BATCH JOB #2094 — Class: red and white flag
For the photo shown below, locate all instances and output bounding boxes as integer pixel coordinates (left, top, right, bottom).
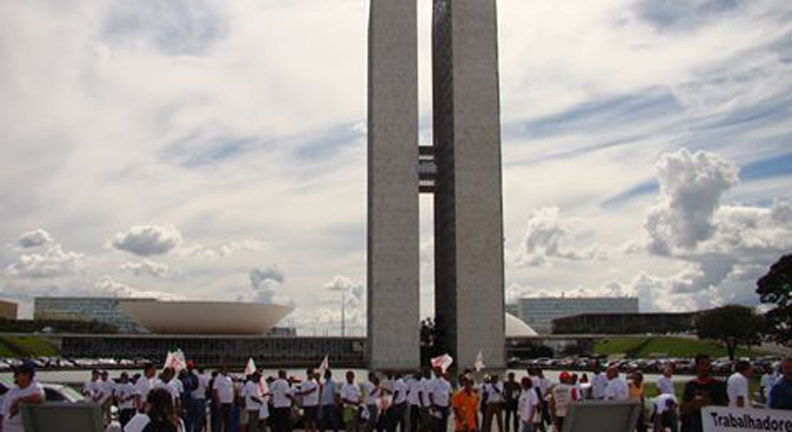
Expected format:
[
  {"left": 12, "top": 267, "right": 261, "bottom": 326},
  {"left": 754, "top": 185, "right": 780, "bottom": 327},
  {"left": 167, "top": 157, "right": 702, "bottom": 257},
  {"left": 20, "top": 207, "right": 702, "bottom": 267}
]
[
  {"left": 164, "top": 349, "right": 187, "bottom": 372},
  {"left": 318, "top": 354, "right": 329, "bottom": 376},
  {"left": 431, "top": 353, "right": 454, "bottom": 373},
  {"left": 245, "top": 358, "right": 257, "bottom": 376}
]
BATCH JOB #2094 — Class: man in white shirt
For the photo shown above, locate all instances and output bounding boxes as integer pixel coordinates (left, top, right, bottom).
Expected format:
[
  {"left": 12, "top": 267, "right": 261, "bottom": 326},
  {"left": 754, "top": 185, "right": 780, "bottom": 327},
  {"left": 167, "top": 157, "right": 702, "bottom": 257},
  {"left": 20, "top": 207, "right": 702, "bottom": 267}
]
[
  {"left": 243, "top": 371, "right": 265, "bottom": 432},
  {"left": 187, "top": 365, "right": 209, "bottom": 432},
  {"left": 590, "top": 364, "right": 609, "bottom": 400},
  {"left": 116, "top": 372, "right": 137, "bottom": 428},
  {"left": 429, "top": 369, "right": 452, "bottom": 432},
  {"left": 1, "top": 362, "right": 45, "bottom": 432},
  {"left": 518, "top": 377, "right": 540, "bottom": 431},
  {"left": 390, "top": 373, "right": 408, "bottom": 432},
  {"left": 760, "top": 365, "right": 781, "bottom": 405},
  {"left": 407, "top": 372, "right": 424, "bottom": 432},
  {"left": 154, "top": 367, "right": 181, "bottom": 413},
  {"left": 656, "top": 363, "right": 675, "bottom": 396},
  {"left": 341, "top": 371, "right": 362, "bottom": 432},
  {"left": 361, "top": 373, "right": 380, "bottom": 432},
  {"left": 134, "top": 363, "right": 157, "bottom": 412},
  {"left": 299, "top": 369, "right": 321, "bottom": 432},
  {"left": 213, "top": 366, "right": 235, "bottom": 432},
  {"left": 271, "top": 369, "right": 295, "bottom": 432},
  {"left": 727, "top": 361, "right": 752, "bottom": 408},
  {"left": 604, "top": 366, "right": 629, "bottom": 401},
  {"left": 484, "top": 374, "right": 505, "bottom": 432},
  {"left": 99, "top": 370, "right": 115, "bottom": 424}
]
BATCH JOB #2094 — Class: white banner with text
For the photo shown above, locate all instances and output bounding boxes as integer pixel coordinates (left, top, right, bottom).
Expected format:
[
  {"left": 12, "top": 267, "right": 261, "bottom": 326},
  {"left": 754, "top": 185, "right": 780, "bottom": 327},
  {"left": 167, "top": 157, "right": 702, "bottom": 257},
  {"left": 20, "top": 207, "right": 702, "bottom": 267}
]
[{"left": 703, "top": 407, "right": 792, "bottom": 432}]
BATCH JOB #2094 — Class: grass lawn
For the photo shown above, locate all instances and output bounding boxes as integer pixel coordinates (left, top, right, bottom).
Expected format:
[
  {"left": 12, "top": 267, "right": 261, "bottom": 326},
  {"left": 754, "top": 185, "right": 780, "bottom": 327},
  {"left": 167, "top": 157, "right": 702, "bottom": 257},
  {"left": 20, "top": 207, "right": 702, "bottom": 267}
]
[
  {"left": 595, "top": 336, "right": 767, "bottom": 358},
  {"left": 0, "top": 336, "right": 59, "bottom": 358},
  {"left": 644, "top": 379, "right": 762, "bottom": 403}
]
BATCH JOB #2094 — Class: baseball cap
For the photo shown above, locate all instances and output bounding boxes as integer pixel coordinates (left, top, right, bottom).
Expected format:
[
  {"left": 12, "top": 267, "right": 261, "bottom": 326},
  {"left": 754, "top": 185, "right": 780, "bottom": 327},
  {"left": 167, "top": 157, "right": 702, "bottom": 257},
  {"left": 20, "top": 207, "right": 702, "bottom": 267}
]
[{"left": 559, "top": 371, "right": 571, "bottom": 381}]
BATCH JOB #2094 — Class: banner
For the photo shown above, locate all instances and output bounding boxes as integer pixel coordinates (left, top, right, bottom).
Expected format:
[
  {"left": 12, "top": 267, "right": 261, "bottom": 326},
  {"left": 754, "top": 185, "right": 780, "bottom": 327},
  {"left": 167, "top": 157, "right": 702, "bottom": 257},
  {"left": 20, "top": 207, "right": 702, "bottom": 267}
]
[
  {"left": 474, "top": 350, "right": 486, "bottom": 372},
  {"left": 431, "top": 353, "right": 453, "bottom": 373},
  {"left": 702, "top": 407, "right": 792, "bottom": 432}
]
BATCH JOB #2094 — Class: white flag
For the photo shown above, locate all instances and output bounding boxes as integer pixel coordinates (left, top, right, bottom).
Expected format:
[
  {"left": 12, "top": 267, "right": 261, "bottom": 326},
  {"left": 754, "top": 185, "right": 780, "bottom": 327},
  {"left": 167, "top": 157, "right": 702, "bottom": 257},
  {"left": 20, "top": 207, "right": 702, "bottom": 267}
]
[
  {"left": 163, "top": 351, "right": 174, "bottom": 370},
  {"left": 245, "top": 358, "right": 257, "bottom": 376},
  {"left": 474, "top": 350, "right": 486, "bottom": 372},
  {"left": 431, "top": 353, "right": 454, "bottom": 373},
  {"left": 164, "top": 349, "right": 187, "bottom": 372},
  {"left": 318, "top": 354, "right": 329, "bottom": 376}
]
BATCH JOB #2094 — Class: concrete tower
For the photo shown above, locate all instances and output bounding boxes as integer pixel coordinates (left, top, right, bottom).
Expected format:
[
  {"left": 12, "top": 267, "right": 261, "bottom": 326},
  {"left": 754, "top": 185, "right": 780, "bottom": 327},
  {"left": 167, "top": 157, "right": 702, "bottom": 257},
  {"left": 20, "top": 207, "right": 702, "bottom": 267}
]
[
  {"left": 367, "top": 0, "right": 505, "bottom": 371},
  {"left": 367, "top": 0, "right": 421, "bottom": 371}
]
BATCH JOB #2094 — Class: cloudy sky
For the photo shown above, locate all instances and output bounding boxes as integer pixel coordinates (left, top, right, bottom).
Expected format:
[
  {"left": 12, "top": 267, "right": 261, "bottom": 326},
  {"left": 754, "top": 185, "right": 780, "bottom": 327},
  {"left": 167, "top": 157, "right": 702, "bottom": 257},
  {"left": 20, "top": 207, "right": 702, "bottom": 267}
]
[{"left": 1, "top": 0, "right": 791, "bottom": 335}]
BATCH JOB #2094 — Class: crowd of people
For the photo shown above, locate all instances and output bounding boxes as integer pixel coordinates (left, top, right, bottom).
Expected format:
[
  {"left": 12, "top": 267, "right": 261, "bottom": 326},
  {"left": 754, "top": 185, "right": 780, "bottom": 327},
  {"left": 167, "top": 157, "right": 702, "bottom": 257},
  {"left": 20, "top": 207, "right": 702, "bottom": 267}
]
[{"left": 0, "top": 354, "right": 790, "bottom": 432}]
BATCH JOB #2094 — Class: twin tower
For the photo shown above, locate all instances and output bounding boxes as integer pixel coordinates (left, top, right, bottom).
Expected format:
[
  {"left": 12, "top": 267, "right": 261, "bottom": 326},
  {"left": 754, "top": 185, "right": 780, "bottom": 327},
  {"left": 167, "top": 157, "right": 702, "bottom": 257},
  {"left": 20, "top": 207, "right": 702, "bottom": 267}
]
[{"left": 367, "top": 0, "right": 505, "bottom": 371}]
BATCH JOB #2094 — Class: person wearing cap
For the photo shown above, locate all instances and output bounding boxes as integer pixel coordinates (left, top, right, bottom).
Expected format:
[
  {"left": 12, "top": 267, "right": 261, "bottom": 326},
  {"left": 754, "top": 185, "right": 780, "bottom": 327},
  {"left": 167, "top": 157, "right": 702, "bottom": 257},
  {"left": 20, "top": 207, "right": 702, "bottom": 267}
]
[
  {"left": 550, "top": 371, "right": 579, "bottom": 432},
  {"left": 1, "top": 361, "right": 45, "bottom": 432}
]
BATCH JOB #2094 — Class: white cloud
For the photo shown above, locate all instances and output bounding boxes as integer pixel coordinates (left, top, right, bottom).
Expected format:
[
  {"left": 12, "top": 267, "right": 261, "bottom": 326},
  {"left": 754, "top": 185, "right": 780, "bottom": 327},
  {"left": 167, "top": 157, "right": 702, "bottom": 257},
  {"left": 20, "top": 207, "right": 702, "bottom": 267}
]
[
  {"left": 517, "top": 207, "right": 606, "bottom": 266},
  {"left": 178, "top": 239, "right": 266, "bottom": 259},
  {"left": 645, "top": 148, "right": 739, "bottom": 255},
  {"left": 249, "top": 266, "right": 288, "bottom": 304},
  {"left": 120, "top": 259, "right": 170, "bottom": 278},
  {"left": 6, "top": 244, "right": 83, "bottom": 279},
  {"left": 17, "top": 229, "right": 54, "bottom": 249},
  {"left": 92, "top": 276, "right": 180, "bottom": 300},
  {"left": 111, "top": 225, "right": 182, "bottom": 257}
]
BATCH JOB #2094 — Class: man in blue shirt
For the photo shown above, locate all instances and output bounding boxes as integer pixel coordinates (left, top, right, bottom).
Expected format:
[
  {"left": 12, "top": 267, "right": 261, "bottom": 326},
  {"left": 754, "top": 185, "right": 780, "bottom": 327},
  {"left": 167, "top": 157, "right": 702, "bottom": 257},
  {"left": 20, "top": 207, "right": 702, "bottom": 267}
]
[{"left": 769, "top": 357, "right": 792, "bottom": 410}]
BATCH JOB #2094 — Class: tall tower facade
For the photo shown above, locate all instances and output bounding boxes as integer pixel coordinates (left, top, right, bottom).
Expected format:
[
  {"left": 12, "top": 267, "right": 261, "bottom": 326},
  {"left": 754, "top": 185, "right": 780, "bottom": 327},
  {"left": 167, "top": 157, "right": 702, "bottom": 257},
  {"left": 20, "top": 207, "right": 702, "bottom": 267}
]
[
  {"left": 366, "top": 0, "right": 421, "bottom": 371},
  {"left": 367, "top": 0, "right": 505, "bottom": 371}
]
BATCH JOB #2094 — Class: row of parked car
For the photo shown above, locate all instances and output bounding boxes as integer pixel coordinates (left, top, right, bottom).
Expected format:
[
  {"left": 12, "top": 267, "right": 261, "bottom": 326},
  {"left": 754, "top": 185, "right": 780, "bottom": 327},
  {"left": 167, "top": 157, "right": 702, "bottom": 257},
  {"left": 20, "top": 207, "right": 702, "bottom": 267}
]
[
  {"left": 0, "top": 357, "right": 153, "bottom": 371},
  {"left": 518, "top": 355, "right": 783, "bottom": 375}
]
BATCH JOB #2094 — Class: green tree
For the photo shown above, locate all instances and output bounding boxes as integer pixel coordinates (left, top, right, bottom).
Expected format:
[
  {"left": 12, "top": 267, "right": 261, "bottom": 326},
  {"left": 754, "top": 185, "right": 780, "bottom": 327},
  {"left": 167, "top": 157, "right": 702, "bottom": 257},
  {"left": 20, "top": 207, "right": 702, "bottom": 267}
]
[
  {"left": 695, "top": 305, "right": 764, "bottom": 360},
  {"left": 756, "top": 254, "right": 792, "bottom": 345}
]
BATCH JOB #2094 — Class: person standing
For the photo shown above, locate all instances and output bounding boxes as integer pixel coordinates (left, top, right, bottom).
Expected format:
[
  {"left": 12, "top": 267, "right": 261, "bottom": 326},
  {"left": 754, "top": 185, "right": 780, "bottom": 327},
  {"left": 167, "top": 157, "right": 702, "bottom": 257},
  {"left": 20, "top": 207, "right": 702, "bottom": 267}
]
[
  {"left": 341, "top": 371, "right": 362, "bottom": 432},
  {"left": 213, "top": 366, "right": 236, "bottom": 432},
  {"left": 116, "top": 372, "right": 137, "bottom": 427},
  {"left": 629, "top": 372, "right": 647, "bottom": 432},
  {"left": 727, "top": 361, "right": 752, "bottom": 408},
  {"left": 656, "top": 364, "right": 675, "bottom": 396},
  {"left": 503, "top": 373, "right": 521, "bottom": 432},
  {"left": 429, "top": 369, "right": 452, "bottom": 432},
  {"left": 100, "top": 370, "right": 115, "bottom": 424},
  {"left": 271, "top": 370, "right": 295, "bottom": 432},
  {"left": 362, "top": 373, "right": 380, "bottom": 432},
  {"left": 1, "top": 362, "right": 44, "bottom": 432},
  {"left": 407, "top": 372, "right": 425, "bottom": 432},
  {"left": 550, "top": 372, "right": 579, "bottom": 432},
  {"left": 680, "top": 354, "right": 727, "bottom": 432},
  {"left": 518, "top": 377, "right": 539, "bottom": 432},
  {"left": 187, "top": 366, "right": 209, "bottom": 432},
  {"left": 590, "top": 364, "right": 608, "bottom": 400},
  {"left": 300, "top": 369, "right": 321, "bottom": 432},
  {"left": 452, "top": 376, "right": 479, "bottom": 432},
  {"left": 242, "top": 372, "right": 266, "bottom": 432},
  {"left": 134, "top": 363, "right": 158, "bottom": 413},
  {"left": 389, "top": 373, "right": 408, "bottom": 432},
  {"left": 760, "top": 364, "right": 781, "bottom": 405},
  {"left": 769, "top": 357, "right": 792, "bottom": 410},
  {"left": 320, "top": 369, "right": 341, "bottom": 432},
  {"left": 483, "top": 374, "right": 504, "bottom": 432},
  {"left": 604, "top": 366, "right": 630, "bottom": 401}
]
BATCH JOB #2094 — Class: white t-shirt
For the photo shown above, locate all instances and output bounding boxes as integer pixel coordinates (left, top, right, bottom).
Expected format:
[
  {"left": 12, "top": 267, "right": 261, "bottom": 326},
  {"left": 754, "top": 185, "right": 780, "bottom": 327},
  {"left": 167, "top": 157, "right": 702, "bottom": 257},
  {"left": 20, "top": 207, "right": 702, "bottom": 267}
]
[
  {"left": 361, "top": 381, "right": 378, "bottom": 406},
  {"left": 407, "top": 379, "right": 423, "bottom": 406},
  {"left": 243, "top": 381, "right": 263, "bottom": 411},
  {"left": 1, "top": 382, "right": 45, "bottom": 432},
  {"left": 653, "top": 393, "right": 678, "bottom": 415},
  {"left": 393, "top": 379, "right": 408, "bottom": 404},
  {"left": 727, "top": 372, "right": 749, "bottom": 408},
  {"left": 656, "top": 376, "right": 674, "bottom": 396},
  {"left": 85, "top": 380, "right": 106, "bottom": 402},
  {"left": 301, "top": 379, "right": 320, "bottom": 407},
  {"left": 551, "top": 384, "right": 578, "bottom": 418},
  {"left": 214, "top": 375, "right": 235, "bottom": 404},
  {"left": 134, "top": 377, "right": 155, "bottom": 404},
  {"left": 431, "top": 378, "right": 452, "bottom": 408},
  {"left": 101, "top": 380, "right": 115, "bottom": 404},
  {"left": 485, "top": 382, "right": 504, "bottom": 404},
  {"left": 192, "top": 373, "right": 209, "bottom": 400},
  {"left": 604, "top": 378, "right": 629, "bottom": 401},
  {"left": 271, "top": 378, "right": 293, "bottom": 408},
  {"left": 519, "top": 389, "right": 540, "bottom": 423},
  {"left": 761, "top": 373, "right": 781, "bottom": 398},
  {"left": 341, "top": 382, "right": 361, "bottom": 406},
  {"left": 259, "top": 396, "right": 271, "bottom": 419},
  {"left": 116, "top": 383, "right": 136, "bottom": 410},
  {"left": 154, "top": 379, "right": 181, "bottom": 403},
  {"left": 591, "top": 374, "right": 608, "bottom": 399}
]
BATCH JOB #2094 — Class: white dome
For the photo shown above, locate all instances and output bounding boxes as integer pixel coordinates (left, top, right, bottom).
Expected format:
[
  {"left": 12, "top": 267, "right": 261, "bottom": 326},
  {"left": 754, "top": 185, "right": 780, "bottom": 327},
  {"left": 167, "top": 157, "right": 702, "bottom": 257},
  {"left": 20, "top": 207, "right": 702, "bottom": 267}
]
[{"left": 505, "top": 312, "right": 538, "bottom": 337}]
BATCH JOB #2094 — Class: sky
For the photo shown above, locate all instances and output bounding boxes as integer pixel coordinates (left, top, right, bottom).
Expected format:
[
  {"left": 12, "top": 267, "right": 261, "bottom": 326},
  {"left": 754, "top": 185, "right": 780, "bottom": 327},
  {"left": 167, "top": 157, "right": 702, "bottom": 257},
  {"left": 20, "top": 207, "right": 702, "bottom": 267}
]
[{"left": 1, "top": 0, "right": 791, "bottom": 336}]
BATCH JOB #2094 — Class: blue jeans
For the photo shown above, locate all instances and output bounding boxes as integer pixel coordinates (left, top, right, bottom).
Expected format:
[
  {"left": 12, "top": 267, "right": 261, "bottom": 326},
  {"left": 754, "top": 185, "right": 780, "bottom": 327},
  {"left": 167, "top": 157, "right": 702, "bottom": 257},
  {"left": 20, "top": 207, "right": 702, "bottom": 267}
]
[
  {"left": 186, "top": 398, "right": 206, "bottom": 432},
  {"left": 520, "top": 420, "right": 533, "bottom": 432},
  {"left": 321, "top": 405, "right": 341, "bottom": 432}
]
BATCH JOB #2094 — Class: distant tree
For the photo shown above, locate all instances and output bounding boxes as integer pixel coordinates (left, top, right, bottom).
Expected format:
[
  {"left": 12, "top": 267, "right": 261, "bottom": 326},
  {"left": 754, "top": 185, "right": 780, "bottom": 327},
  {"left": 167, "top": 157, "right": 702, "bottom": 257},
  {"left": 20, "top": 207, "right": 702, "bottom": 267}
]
[
  {"left": 757, "top": 254, "right": 792, "bottom": 345},
  {"left": 695, "top": 305, "right": 764, "bottom": 360}
]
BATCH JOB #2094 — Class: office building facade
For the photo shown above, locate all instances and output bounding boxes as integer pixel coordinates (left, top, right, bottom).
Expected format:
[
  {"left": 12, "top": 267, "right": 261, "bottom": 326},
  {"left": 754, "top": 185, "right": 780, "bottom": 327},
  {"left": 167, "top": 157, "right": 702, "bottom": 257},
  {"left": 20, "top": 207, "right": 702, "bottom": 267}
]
[
  {"left": 34, "top": 297, "right": 153, "bottom": 333},
  {"left": 515, "top": 297, "right": 639, "bottom": 334}
]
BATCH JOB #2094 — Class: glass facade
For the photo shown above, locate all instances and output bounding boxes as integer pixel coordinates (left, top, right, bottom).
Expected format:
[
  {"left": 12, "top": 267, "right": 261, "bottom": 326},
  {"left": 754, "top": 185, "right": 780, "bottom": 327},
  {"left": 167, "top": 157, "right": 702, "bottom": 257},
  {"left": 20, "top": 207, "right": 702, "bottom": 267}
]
[
  {"left": 33, "top": 297, "right": 154, "bottom": 333},
  {"left": 517, "top": 297, "right": 640, "bottom": 335}
]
